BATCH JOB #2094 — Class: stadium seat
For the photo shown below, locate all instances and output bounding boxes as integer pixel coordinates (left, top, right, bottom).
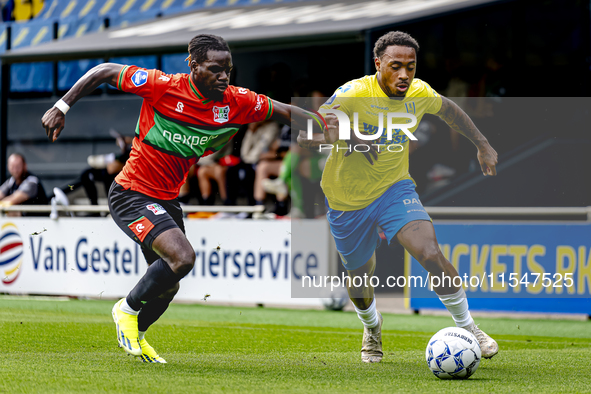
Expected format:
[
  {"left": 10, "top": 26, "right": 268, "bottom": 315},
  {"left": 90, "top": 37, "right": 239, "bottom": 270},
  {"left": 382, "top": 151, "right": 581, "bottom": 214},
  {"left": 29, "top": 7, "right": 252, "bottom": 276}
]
[
  {"left": 56, "top": 15, "right": 104, "bottom": 91},
  {"left": 6, "top": 0, "right": 323, "bottom": 92},
  {"left": 10, "top": 19, "right": 55, "bottom": 92}
]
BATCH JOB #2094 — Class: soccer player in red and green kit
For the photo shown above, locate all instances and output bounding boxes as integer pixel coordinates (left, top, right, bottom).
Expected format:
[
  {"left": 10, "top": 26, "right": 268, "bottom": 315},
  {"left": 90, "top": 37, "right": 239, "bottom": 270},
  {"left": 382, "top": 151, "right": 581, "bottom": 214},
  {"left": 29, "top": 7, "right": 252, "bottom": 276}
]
[{"left": 42, "top": 34, "right": 322, "bottom": 363}]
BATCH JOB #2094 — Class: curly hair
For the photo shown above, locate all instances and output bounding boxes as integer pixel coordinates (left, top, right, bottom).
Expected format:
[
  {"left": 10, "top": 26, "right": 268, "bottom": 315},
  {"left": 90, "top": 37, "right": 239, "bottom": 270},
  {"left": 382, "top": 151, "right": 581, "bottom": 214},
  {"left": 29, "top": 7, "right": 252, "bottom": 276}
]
[
  {"left": 373, "top": 31, "right": 419, "bottom": 59},
  {"left": 185, "top": 34, "right": 230, "bottom": 64}
]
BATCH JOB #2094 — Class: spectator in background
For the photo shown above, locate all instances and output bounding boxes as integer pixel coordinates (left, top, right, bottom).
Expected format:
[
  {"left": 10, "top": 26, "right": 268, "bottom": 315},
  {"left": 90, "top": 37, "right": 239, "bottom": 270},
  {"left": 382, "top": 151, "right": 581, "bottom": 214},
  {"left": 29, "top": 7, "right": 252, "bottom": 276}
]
[
  {"left": 194, "top": 142, "right": 234, "bottom": 205},
  {"left": 0, "top": 153, "right": 48, "bottom": 215},
  {"left": 226, "top": 119, "right": 279, "bottom": 205},
  {"left": 178, "top": 164, "right": 198, "bottom": 205},
  {"left": 254, "top": 124, "right": 291, "bottom": 215},
  {"left": 262, "top": 127, "right": 326, "bottom": 218},
  {"left": 62, "top": 130, "right": 132, "bottom": 206},
  {"left": 262, "top": 90, "right": 329, "bottom": 218}
]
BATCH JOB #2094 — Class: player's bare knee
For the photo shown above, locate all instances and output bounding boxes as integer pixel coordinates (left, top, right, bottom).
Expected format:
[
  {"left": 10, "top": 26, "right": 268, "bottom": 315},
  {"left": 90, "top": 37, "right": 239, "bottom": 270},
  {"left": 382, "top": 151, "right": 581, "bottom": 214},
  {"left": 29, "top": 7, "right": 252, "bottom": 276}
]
[
  {"left": 416, "top": 246, "right": 439, "bottom": 263},
  {"left": 170, "top": 247, "right": 195, "bottom": 276},
  {"left": 179, "top": 248, "right": 196, "bottom": 275},
  {"left": 419, "top": 247, "right": 445, "bottom": 271}
]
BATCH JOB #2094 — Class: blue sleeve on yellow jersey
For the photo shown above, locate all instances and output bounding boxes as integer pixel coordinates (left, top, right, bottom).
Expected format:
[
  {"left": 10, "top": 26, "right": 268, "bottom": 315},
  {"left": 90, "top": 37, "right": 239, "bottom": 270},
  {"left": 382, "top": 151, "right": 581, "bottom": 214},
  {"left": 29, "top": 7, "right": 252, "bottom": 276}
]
[{"left": 323, "top": 82, "right": 354, "bottom": 107}]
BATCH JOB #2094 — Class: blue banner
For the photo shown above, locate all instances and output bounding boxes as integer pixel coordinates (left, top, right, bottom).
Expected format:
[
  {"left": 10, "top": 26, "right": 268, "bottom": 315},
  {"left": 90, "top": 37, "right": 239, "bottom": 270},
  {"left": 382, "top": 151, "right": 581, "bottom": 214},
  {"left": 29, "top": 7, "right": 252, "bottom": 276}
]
[
  {"left": 56, "top": 16, "right": 103, "bottom": 90},
  {"left": 408, "top": 223, "right": 591, "bottom": 314},
  {"left": 162, "top": 53, "right": 189, "bottom": 75}
]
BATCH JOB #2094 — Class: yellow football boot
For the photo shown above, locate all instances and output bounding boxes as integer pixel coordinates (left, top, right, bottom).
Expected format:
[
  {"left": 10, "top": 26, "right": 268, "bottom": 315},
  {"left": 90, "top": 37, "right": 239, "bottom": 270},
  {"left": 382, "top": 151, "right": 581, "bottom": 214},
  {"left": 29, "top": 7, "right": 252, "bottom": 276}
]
[
  {"left": 111, "top": 298, "right": 142, "bottom": 356},
  {"left": 139, "top": 339, "right": 167, "bottom": 363}
]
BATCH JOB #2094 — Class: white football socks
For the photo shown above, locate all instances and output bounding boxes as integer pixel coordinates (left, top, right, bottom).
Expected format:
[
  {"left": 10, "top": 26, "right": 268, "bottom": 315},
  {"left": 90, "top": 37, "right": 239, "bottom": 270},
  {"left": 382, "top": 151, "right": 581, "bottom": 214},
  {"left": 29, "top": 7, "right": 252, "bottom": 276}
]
[
  {"left": 354, "top": 299, "right": 379, "bottom": 329},
  {"left": 438, "top": 287, "right": 474, "bottom": 328},
  {"left": 120, "top": 298, "right": 139, "bottom": 316},
  {"left": 138, "top": 331, "right": 146, "bottom": 340}
]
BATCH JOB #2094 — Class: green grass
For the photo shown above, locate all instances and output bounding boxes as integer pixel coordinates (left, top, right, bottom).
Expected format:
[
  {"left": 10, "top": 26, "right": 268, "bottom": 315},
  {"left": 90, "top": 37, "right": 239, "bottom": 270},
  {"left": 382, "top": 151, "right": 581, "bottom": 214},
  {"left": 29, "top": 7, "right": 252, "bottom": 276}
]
[{"left": 1, "top": 298, "right": 590, "bottom": 393}]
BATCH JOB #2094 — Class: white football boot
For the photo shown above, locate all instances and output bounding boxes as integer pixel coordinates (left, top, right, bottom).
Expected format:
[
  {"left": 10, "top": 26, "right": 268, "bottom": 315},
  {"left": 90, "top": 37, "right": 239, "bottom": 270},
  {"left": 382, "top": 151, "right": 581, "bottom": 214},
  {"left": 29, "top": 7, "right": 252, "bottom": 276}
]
[
  {"left": 361, "top": 312, "right": 383, "bottom": 363},
  {"left": 462, "top": 322, "right": 499, "bottom": 359}
]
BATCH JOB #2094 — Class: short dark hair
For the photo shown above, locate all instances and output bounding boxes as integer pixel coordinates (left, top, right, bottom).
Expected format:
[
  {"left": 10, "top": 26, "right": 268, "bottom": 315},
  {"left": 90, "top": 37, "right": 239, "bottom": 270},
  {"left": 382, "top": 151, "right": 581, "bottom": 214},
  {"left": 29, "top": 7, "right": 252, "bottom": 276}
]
[
  {"left": 373, "top": 31, "right": 419, "bottom": 59},
  {"left": 187, "top": 34, "right": 230, "bottom": 64}
]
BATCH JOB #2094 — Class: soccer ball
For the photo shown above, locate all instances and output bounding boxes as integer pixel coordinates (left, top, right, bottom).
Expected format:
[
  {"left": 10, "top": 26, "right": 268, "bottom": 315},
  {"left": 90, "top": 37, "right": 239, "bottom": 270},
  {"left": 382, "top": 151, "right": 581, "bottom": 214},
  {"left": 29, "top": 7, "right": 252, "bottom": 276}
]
[
  {"left": 320, "top": 294, "right": 349, "bottom": 311},
  {"left": 320, "top": 284, "right": 350, "bottom": 311},
  {"left": 425, "top": 327, "right": 481, "bottom": 379}
]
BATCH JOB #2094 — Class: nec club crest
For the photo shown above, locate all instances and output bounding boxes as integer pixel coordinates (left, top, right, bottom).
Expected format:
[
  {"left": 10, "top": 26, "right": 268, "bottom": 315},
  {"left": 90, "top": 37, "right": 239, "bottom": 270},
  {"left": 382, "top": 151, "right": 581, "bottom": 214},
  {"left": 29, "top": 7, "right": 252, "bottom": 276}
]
[
  {"left": 213, "top": 106, "right": 230, "bottom": 123},
  {"left": 146, "top": 203, "right": 166, "bottom": 216},
  {"left": 131, "top": 70, "right": 148, "bottom": 87}
]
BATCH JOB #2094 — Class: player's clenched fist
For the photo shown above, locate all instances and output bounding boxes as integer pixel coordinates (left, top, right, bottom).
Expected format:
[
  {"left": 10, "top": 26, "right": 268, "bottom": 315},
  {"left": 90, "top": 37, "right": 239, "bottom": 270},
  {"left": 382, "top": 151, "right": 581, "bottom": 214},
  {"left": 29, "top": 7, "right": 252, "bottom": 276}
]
[
  {"left": 41, "top": 107, "right": 65, "bottom": 142},
  {"left": 477, "top": 142, "right": 498, "bottom": 176}
]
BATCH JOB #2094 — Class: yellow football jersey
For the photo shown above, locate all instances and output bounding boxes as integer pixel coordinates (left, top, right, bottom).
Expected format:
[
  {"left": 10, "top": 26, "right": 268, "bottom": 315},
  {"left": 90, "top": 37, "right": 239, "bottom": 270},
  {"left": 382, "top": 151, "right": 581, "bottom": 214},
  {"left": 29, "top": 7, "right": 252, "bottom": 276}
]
[{"left": 319, "top": 74, "right": 442, "bottom": 211}]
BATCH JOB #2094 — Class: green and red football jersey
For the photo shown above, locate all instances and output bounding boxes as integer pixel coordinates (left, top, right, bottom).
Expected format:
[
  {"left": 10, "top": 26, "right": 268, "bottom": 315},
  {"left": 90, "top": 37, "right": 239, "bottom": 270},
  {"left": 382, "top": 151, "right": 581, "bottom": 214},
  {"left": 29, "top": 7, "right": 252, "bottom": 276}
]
[{"left": 114, "top": 65, "right": 274, "bottom": 200}]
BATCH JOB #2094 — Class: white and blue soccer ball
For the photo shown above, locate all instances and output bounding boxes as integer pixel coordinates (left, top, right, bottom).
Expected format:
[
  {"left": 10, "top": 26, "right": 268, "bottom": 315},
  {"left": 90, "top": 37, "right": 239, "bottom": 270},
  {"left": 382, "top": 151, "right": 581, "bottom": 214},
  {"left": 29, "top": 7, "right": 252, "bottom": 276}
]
[
  {"left": 320, "top": 285, "right": 350, "bottom": 311},
  {"left": 425, "top": 327, "right": 481, "bottom": 379}
]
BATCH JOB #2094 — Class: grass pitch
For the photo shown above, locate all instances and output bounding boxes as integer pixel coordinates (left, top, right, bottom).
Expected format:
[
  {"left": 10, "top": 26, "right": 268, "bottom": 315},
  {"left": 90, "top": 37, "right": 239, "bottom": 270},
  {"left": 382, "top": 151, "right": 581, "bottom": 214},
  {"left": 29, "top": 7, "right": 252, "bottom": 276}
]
[{"left": 1, "top": 298, "right": 590, "bottom": 393}]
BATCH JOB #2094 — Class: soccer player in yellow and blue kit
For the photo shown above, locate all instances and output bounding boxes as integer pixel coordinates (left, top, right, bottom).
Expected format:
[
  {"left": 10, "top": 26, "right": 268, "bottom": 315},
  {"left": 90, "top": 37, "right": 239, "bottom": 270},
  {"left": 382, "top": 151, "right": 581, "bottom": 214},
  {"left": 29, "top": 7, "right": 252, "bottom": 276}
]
[{"left": 298, "top": 31, "right": 499, "bottom": 363}]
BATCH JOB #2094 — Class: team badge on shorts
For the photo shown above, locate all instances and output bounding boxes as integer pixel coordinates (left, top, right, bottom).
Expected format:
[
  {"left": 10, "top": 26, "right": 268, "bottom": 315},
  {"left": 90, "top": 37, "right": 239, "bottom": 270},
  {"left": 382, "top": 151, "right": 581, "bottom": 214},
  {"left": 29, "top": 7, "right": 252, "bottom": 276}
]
[
  {"left": 146, "top": 203, "right": 166, "bottom": 216},
  {"left": 131, "top": 70, "right": 148, "bottom": 87},
  {"left": 213, "top": 105, "right": 230, "bottom": 123},
  {"left": 128, "top": 216, "right": 155, "bottom": 242}
]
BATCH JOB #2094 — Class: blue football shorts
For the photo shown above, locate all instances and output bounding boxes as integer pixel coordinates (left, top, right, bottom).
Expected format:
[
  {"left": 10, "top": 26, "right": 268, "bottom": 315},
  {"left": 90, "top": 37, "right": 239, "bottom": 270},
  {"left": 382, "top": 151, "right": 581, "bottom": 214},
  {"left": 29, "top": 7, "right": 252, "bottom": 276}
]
[{"left": 325, "top": 180, "right": 431, "bottom": 271}]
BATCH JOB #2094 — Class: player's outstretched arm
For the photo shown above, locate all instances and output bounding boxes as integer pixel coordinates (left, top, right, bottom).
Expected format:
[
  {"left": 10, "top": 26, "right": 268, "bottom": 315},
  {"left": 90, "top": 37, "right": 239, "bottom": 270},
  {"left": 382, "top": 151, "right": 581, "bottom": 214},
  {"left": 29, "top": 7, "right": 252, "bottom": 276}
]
[
  {"left": 436, "top": 96, "right": 498, "bottom": 176},
  {"left": 270, "top": 100, "right": 338, "bottom": 150},
  {"left": 296, "top": 129, "right": 330, "bottom": 150},
  {"left": 42, "top": 63, "right": 124, "bottom": 142}
]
